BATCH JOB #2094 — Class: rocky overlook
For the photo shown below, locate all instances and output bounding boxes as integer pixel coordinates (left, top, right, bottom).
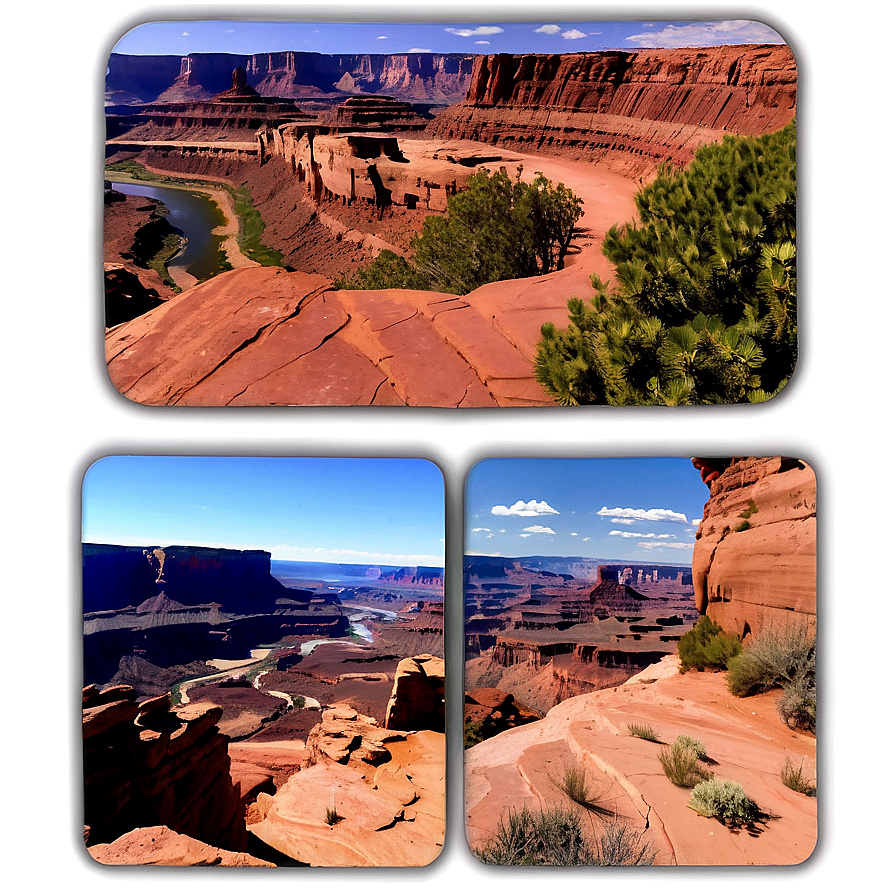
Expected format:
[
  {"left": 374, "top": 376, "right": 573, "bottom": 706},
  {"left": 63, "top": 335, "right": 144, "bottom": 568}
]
[{"left": 430, "top": 45, "right": 796, "bottom": 179}]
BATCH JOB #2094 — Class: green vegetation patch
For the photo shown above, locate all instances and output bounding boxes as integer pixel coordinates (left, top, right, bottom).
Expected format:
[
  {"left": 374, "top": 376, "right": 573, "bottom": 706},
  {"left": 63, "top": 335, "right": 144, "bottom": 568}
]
[
  {"left": 146, "top": 231, "right": 186, "bottom": 291},
  {"left": 535, "top": 121, "right": 797, "bottom": 405},
  {"left": 342, "top": 166, "right": 583, "bottom": 294},
  {"left": 678, "top": 615, "right": 742, "bottom": 672}
]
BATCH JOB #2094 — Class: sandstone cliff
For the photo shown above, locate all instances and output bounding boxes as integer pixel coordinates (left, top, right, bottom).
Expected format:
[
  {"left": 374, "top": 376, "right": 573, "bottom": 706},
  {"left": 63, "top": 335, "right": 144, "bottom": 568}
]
[
  {"left": 83, "top": 684, "right": 247, "bottom": 852},
  {"left": 429, "top": 45, "right": 796, "bottom": 179},
  {"left": 691, "top": 457, "right": 816, "bottom": 638}
]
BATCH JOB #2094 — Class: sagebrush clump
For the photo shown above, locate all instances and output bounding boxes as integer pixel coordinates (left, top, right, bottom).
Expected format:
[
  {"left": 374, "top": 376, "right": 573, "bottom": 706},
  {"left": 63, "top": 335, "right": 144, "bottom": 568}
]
[
  {"left": 726, "top": 621, "right": 816, "bottom": 732},
  {"left": 688, "top": 778, "right": 761, "bottom": 826},
  {"left": 678, "top": 615, "right": 742, "bottom": 672}
]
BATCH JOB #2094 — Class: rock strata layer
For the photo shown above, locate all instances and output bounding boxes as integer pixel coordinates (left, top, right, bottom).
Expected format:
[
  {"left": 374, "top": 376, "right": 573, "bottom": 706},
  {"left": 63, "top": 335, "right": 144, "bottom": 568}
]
[{"left": 430, "top": 45, "right": 796, "bottom": 179}]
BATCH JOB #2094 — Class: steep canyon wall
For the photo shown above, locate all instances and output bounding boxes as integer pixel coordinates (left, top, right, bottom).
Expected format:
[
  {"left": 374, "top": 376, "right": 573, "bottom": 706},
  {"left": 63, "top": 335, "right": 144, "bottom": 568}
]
[
  {"left": 429, "top": 44, "right": 797, "bottom": 179},
  {"left": 691, "top": 457, "right": 816, "bottom": 638}
]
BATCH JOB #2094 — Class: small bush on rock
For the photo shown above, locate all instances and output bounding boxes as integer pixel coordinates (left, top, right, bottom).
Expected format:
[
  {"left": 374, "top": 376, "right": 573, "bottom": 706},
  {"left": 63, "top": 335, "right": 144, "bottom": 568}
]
[
  {"left": 678, "top": 615, "right": 742, "bottom": 672},
  {"left": 627, "top": 722, "right": 662, "bottom": 742},
  {"left": 659, "top": 737, "right": 713, "bottom": 787},
  {"left": 780, "top": 756, "right": 816, "bottom": 796},
  {"left": 688, "top": 778, "right": 761, "bottom": 826}
]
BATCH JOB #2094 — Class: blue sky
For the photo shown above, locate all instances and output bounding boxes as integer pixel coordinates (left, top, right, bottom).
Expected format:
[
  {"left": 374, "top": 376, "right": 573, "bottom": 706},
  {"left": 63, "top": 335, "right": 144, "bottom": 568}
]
[
  {"left": 465, "top": 457, "right": 711, "bottom": 563},
  {"left": 112, "top": 20, "right": 786, "bottom": 56},
  {"left": 82, "top": 456, "right": 445, "bottom": 566}
]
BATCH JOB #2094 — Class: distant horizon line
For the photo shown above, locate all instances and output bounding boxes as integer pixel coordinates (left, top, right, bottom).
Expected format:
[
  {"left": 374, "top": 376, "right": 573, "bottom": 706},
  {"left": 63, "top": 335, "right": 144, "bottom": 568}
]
[
  {"left": 111, "top": 42, "right": 773, "bottom": 58},
  {"left": 465, "top": 551, "right": 691, "bottom": 567}
]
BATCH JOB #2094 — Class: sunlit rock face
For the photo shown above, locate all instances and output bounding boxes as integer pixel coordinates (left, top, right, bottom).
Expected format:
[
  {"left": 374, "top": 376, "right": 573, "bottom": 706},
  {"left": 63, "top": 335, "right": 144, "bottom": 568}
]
[{"left": 691, "top": 456, "right": 817, "bottom": 638}]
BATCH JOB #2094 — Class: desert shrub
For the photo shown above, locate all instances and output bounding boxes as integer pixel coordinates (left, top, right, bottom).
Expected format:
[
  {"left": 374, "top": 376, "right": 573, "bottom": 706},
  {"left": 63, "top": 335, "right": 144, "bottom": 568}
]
[
  {"left": 780, "top": 756, "right": 816, "bottom": 796},
  {"left": 628, "top": 722, "right": 662, "bottom": 742},
  {"left": 678, "top": 615, "right": 742, "bottom": 672},
  {"left": 777, "top": 677, "right": 817, "bottom": 733},
  {"left": 548, "top": 759, "right": 609, "bottom": 812},
  {"left": 658, "top": 738, "right": 713, "bottom": 787},
  {"left": 674, "top": 735, "right": 708, "bottom": 761},
  {"left": 688, "top": 778, "right": 761, "bottom": 826},
  {"left": 595, "top": 819, "right": 658, "bottom": 866},
  {"left": 472, "top": 805, "right": 656, "bottom": 866},
  {"left": 464, "top": 721, "right": 489, "bottom": 750},
  {"left": 325, "top": 805, "right": 340, "bottom": 826},
  {"left": 726, "top": 621, "right": 816, "bottom": 731},
  {"left": 472, "top": 805, "right": 596, "bottom": 866},
  {"left": 535, "top": 122, "right": 797, "bottom": 405},
  {"left": 348, "top": 167, "right": 584, "bottom": 295},
  {"left": 734, "top": 519, "right": 751, "bottom": 532}
]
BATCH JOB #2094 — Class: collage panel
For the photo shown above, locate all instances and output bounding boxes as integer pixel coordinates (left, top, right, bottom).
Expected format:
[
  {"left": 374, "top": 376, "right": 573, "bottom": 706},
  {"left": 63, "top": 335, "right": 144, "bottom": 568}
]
[
  {"left": 464, "top": 456, "right": 817, "bottom": 866},
  {"left": 104, "top": 18, "right": 796, "bottom": 407},
  {"left": 81, "top": 456, "right": 446, "bottom": 867}
]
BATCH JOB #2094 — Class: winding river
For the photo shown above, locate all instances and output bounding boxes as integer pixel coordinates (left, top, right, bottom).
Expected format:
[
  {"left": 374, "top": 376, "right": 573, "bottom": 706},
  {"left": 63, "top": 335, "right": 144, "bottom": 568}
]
[{"left": 109, "top": 179, "right": 227, "bottom": 281}]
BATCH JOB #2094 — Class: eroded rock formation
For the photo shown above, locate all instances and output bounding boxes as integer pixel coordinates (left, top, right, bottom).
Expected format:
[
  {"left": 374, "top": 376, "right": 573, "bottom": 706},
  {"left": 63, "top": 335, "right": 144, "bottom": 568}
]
[
  {"left": 430, "top": 45, "right": 797, "bottom": 179},
  {"left": 82, "top": 684, "right": 247, "bottom": 851},
  {"left": 691, "top": 456, "right": 816, "bottom": 637},
  {"left": 384, "top": 655, "right": 445, "bottom": 732},
  {"left": 248, "top": 703, "right": 445, "bottom": 865}
]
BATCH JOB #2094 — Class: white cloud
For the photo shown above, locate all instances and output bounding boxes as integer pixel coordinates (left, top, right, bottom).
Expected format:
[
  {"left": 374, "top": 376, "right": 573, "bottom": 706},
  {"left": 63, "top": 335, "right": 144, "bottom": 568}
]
[
  {"left": 471, "top": 527, "right": 491, "bottom": 533},
  {"left": 691, "top": 519, "right": 702, "bottom": 526},
  {"left": 407, "top": 48, "right": 433, "bottom": 53},
  {"left": 270, "top": 544, "right": 443, "bottom": 565},
  {"left": 582, "top": 537, "right": 591, "bottom": 542},
  {"left": 520, "top": 533, "right": 532, "bottom": 538},
  {"left": 626, "top": 20, "right": 784, "bottom": 49},
  {"left": 377, "top": 36, "right": 388, "bottom": 40},
  {"left": 446, "top": 26, "right": 504, "bottom": 38},
  {"left": 475, "top": 41, "right": 491, "bottom": 45},
  {"left": 492, "top": 499, "right": 559, "bottom": 517},
  {"left": 598, "top": 506, "right": 689, "bottom": 525},
  {"left": 570, "top": 532, "right": 578, "bottom": 537},
  {"left": 637, "top": 541, "right": 694, "bottom": 551},
  {"left": 182, "top": 32, "right": 190, "bottom": 37},
  {"left": 562, "top": 29, "right": 588, "bottom": 40},
  {"left": 609, "top": 530, "right": 679, "bottom": 540},
  {"left": 535, "top": 24, "right": 561, "bottom": 34},
  {"left": 523, "top": 525, "right": 556, "bottom": 535}
]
